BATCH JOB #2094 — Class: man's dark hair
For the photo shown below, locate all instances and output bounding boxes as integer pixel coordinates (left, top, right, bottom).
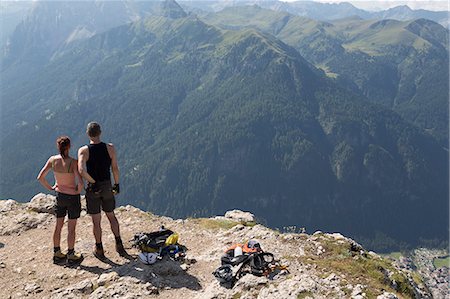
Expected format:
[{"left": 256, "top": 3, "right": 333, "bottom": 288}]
[{"left": 87, "top": 122, "right": 102, "bottom": 138}]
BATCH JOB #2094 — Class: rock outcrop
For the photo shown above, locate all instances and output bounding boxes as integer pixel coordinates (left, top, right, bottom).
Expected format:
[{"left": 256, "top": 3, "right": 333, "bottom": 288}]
[
  {"left": 0, "top": 197, "right": 435, "bottom": 298},
  {"left": 224, "top": 210, "right": 256, "bottom": 223}
]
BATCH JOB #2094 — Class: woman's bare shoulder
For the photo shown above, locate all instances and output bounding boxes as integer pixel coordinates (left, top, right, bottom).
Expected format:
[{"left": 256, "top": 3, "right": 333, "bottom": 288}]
[{"left": 49, "top": 155, "right": 60, "bottom": 162}]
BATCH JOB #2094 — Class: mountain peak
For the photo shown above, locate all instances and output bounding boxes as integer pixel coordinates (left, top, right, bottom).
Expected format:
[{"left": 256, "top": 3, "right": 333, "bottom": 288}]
[
  {"left": 388, "top": 5, "right": 413, "bottom": 12},
  {"left": 160, "top": 0, "right": 187, "bottom": 19},
  {"left": 0, "top": 195, "right": 441, "bottom": 298}
]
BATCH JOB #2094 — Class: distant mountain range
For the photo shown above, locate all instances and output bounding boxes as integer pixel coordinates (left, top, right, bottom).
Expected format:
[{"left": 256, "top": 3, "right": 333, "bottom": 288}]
[
  {"left": 1, "top": 0, "right": 448, "bottom": 251},
  {"left": 1, "top": 0, "right": 448, "bottom": 49},
  {"left": 180, "top": 1, "right": 449, "bottom": 27},
  {"left": 202, "top": 5, "right": 449, "bottom": 145}
]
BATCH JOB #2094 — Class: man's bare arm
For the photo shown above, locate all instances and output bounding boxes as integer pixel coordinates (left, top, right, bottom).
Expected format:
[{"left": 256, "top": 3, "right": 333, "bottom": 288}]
[
  {"left": 107, "top": 143, "right": 119, "bottom": 185},
  {"left": 73, "top": 158, "right": 84, "bottom": 192},
  {"left": 78, "top": 146, "right": 96, "bottom": 184}
]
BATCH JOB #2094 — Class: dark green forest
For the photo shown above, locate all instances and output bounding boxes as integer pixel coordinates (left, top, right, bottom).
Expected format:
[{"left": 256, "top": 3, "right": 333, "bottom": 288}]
[{"left": 1, "top": 1, "right": 448, "bottom": 251}]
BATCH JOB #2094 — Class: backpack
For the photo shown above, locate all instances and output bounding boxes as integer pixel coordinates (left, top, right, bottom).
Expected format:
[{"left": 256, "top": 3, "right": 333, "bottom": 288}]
[
  {"left": 225, "top": 241, "right": 262, "bottom": 255},
  {"left": 213, "top": 264, "right": 235, "bottom": 284},
  {"left": 247, "top": 252, "right": 274, "bottom": 276},
  {"left": 216, "top": 252, "right": 276, "bottom": 286},
  {"left": 132, "top": 229, "right": 176, "bottom": 253},
  {"left": 221, "top": 253, "right": 248, "bottom": 266}
]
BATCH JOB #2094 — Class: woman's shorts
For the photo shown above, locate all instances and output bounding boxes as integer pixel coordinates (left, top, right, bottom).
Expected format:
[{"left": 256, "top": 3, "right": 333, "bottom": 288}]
[{"left": 55, "top": 192, "right": 81, "bottom": 219}]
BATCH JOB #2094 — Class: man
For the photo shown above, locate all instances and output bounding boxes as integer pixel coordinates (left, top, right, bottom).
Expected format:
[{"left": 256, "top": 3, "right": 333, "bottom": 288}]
[{"left": 78, "top": 122, "right": 127, "bottom": 258}]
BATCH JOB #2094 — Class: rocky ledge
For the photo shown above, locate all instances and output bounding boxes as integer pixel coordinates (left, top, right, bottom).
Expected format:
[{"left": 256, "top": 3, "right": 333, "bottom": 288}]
[{"left": 0, "top": 194, "right": 437, "bottom": 298}]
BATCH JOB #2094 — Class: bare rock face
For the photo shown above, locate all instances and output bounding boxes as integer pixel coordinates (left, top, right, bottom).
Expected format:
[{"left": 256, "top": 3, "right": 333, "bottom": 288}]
[
  {"left": 97, "top": 271, "right": 119, "bottom": 286},
  {"left": 0, "top": 199, "right": 18, "bottom": 212},
  {"left": 0, "top": 196, "right": 435, "bottom": 299},
  {"left": 377, "top": 292, "right": 399, "bottom": 299},
  {"left": 411, "top": 248, "right": 449, "bottom": 299},
  {"left": 27, "top": 193, "right": 56, "bottom": 214},
  {"left": 50, "top": 279, "right": 94, "bottom": 299},
  {"left": 0, "top": 212, "right": 52, "bottom": 236},
  {"left": 258, "top": 274, "right": 320, "bottom": 298},
  {"left": 224, "top": 210, "right": 255, "bottom": 223},
  {"left": 0, "top": 198, "right": 53, "bottom": 236}
]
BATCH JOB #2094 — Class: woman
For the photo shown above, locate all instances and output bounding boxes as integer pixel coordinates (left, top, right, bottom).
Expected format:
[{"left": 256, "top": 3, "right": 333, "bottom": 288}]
[{"left": 37, "top": 136, "right": 84, "bottom": 264}]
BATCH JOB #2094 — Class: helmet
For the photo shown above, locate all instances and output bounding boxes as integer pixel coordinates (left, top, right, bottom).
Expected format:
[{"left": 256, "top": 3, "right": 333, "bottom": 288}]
[
  {"left": 247, "top": 240, "right": 261, "bottom": 249},
  {"left": 138, "top": 252, "right": 158, "bottom": 265},
  {"left": 213, "top": 264, "right": 234, "bottom": 283},
  {"left": 244, "top": 240, "right": 262, "bottom": 253}
]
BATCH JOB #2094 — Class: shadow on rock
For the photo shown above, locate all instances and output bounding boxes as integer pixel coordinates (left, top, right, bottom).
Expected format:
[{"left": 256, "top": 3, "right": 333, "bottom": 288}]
[
  {"left": 64, "top": 256, "right": 121, "bottom": 274},
  {"left": 114, "top": 256, "right": 202, "bottom": 291},
  {"left": 0, "top": 242, "right": 4, "bottom": 249}
]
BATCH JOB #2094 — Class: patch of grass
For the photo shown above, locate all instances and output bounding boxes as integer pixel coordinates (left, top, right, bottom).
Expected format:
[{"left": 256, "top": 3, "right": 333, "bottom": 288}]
[
  {"left": 390, "top": 272, "right": 415, "bottom": 298},
  {"left": 301, "top": 237, "right": 416, "bottom": 298},
  {"left": 190, "top": 218, "right": 258, "bottom": 231},
  {"left": 411, "top": 271, "right": 424, "bottom": 286},
  {"left": 297, "top": 291, "right": 313, "bottom": 299},
  {"left": 317, "top": 64, "right": 339, "bottom": 79},
  {"left": 243, "top": 221, "right": 257, "bottom": 227},
  {"left": 232, "top": 292, "right": 241, "bottom": 299},
  {"left": 282, "top": 255, "right": 297, "bottom": 261},
  {"left": 433, "top": 256, "right": 450, "bottom": 269},
  {"left": 385, "top": 252, "right": 402, "bottom": 260}
]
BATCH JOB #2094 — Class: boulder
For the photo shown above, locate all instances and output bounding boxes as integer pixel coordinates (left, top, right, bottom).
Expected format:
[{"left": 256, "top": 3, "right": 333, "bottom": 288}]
[
  {"left": 97, "top": 271, "right": 119, "bottom": 286},
  {"left": 234, "top": 275, "right": 268, "bottom": 290},
  {"left": 27, "top": 193, "right": 56, "bottom": 214},
  {"left": 258, "top": 274, "right": 318, "bottom": 299},
  {"left": 351, "top": 284, "right": 366, "bottom": 298},
  {"left": 377, "top": 292, "right": 399, "bottom": 299},
  {"left": 0, "top": 212, "right": 51, "bottom": 236},
  {"left": 51, "top": 279, "right": 94, "bottom": 299},
  {"left": 224, "top": 210, "right": 255, "bottom": 223},
  {"left": 24, "top": 282, "right": 42, "bottom": 294},
  {"left": 0, "top": 200, "right": 18, "bottom": 212}
]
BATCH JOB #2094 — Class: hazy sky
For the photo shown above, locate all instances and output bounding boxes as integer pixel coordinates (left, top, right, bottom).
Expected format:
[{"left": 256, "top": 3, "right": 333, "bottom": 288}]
[{"left": 284, "top": 0, "right": 449, "bottom": 11}]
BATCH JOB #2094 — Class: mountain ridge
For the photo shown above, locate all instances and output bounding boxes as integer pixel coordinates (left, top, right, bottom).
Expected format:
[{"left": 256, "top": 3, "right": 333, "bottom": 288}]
[
  {"left": 203, "top": 6, "right": 449, "bottom": 145},
  {"left": 0, "top": 1, "right": 448, "bottom": 251},
  {"left": 1, "top": 195, "right": 447, "bottom": 298}
]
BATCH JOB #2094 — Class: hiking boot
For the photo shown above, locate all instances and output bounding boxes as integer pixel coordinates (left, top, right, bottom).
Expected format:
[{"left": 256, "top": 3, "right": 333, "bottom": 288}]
[
  {"left": 53, "top": 250, "right": 67, "bottom": 264},
  {"left": 93, "top": 246, "right": 105, "bottom": 260},
  {"left": 67, "top": 251, "right": 84, "bottom": 265},
  {"left": 116, "top": 241, "right": 128, "bottom": 257}
]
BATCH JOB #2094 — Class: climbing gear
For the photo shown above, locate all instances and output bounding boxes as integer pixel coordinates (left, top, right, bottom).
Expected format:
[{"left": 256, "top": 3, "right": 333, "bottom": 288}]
[
  {"left": 215, "top": 240, "right": 288, "bottom": 286},
  {"left": 225, "top": 240, "right": 263, "bottom": 256},
  {"left": 138, "top": 252, "right": 158, "bottom": 265},
  {"left": 243, "top": 240, "right": 262, "bottom": 253},
  {"left": 132, "top": 228, "right": 187, "bottom": 262},
  {"left": 234, "top": 246, "right": 243, "bottom": 256},
  {"left": 86, "top": 182, "right": 101, "bottom": 194},
  {"left": 248, "top": 252, "right": 274, "bottom": 276},
  {"left": 213, "top": 264, "right": 234, "bottom": 284},
  {"left": 112, "top": 183, "right": 120, "bottom": 195},
  {"left": 132, "top": 229, "right": 175, "bottom": 253}
]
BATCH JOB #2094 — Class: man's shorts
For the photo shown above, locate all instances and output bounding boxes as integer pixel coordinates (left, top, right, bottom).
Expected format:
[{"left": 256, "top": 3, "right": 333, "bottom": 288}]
[
  {"left": 55, "top": 192, "right": 81, "bottom": 219},
  {"left": 86, "top": 181, "right": 116, "bottom": 214}
]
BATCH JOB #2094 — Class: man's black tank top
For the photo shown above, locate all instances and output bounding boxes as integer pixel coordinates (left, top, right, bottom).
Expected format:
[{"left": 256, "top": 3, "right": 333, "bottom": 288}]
[{"left": 86, "top": 142, "right": 111, "bottom": 182}]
